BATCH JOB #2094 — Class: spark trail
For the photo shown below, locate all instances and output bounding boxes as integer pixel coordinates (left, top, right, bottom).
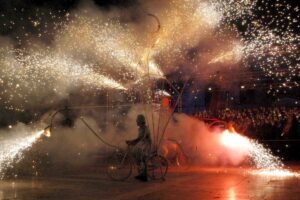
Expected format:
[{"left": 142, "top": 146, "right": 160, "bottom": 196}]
[
  {"left": 0, "top": 128, "right": 44, "bottom": 178},
  {"left": 0, "top": 49, "right": 126, "bottom": 111},
  {"left": 221, "top": 129, "right": 300, "bottom": 177}
]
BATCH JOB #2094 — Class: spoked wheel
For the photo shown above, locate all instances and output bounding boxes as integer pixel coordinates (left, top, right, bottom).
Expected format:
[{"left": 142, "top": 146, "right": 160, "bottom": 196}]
[
  {"left": 107, "top": 149, "right": 132, "bottom": 181},
  {"left": 147, "top": 155, "right": 168, "bottom": 181}
]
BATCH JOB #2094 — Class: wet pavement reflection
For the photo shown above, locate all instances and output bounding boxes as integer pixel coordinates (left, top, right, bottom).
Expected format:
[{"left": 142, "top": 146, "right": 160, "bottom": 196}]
[{"left": 0, "top": 166, "right": 300, "bottom": 200}]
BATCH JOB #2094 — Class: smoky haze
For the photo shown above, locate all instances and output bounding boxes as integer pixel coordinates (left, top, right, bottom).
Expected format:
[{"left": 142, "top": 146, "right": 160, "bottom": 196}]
[
  {"left": 0, "top": 0, "right": 245, "bottom": 116},
  {"left": 3, "top": 108, "right": 250, "bottom": 177},
  {"left": 0, "top": 0, "right": 298, "bottom": 176}
]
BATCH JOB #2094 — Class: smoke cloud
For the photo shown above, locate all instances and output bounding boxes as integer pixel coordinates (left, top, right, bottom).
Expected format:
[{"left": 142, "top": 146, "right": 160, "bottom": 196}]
[
  {"left": 0, "top": 0, "right": 246, "bottom": 114},
  {"left": 2, "top": 0, "right": 295, "bottom": 175},
  {"left": 165, "top": 114, "right": 249, "bottom": 166}
]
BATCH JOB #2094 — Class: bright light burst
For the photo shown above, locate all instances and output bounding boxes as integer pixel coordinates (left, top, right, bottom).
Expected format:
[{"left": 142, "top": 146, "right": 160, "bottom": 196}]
[
  {"left": 0, "top": 0, "right": 298, "bottom": 179},
  {"left": 0, "top": 0, "right": 298, "bottom": 111},
  {"left": 194, "top": 2, "right": 223, "bottom": 28},
  {"left": 221, "top": 129, "right": 250, "bottom": 149},
  {"left": 155, "top": 0, "right": 299, "bottom": 95},
  {"left": 0, "top": 129, "right": 44, "bottom": 178},
  {"left": 220, "top": 129, "right": 300, "bottom": 177},
  {"left": 0, "top": 48, "right": 126, "bottom": 111},
  {"left": 208, "top": 43, "right": 243, "bottom": 64},
  {"left": 221, "top": 129, "right": 283, "bottom": 169},
  {"left": 0, "top": 9, "right": 169, "bottom": 111},
  {"left": 56, "top": 14, "right": 164, "bottom": 80}
]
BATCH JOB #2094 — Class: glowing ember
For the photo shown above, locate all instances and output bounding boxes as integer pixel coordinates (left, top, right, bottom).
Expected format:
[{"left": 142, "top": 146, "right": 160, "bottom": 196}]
[
  {"left": 43, "top": 127, "right": 51, "bottom": 138},
  {"left": 0, "top": 129, "right": 44, "bottom": 178}
]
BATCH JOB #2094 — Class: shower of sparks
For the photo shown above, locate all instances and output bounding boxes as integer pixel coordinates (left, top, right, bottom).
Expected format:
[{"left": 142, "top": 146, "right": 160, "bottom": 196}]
[
  {"left": 0, "top": 0, "right": 297, "bottom": 179},
  {"left": 57, "top": 16, "right": 144, "bottom": 75},
  {"left": 221, "top": 129, "right": 300, "bottom": 177},
  {"left": 208, "top": 0, "right": 299, "bottom": 94},
  {"left": 0, "top": 8, "right": 170, "bottom": 111},
  {"left": 208, "top": 43, "right": 243, "bottom": 64},
  {"left": 150, "top": 0, "right": 299, "bottom": 95},
  {"left": 147, "top": 60, "right": 165, "bottom": 78},
  {"left": 56, "top": 14, "right": 164, "bottom": 80},
  {"left": 221, "top": 130, "right": 280, "bottom": 168},
  {"left": 0, "top": 129, "right": 44, "bottom": 178},
  {"left": 212, "top": 0, "right": 257, "bottom": 22},
  {"left": 249, "top": 139, "right": 283, "bottom": 169},
  {"left": 0, "top": 48, "right": 126, "bottom": 111},
  {"left": 252, "top": 169, "right": 300, "bottom": 178},
  {"left": 194, "top": 2, "right": 223, "bottom": 28},
  {"left": 0, "top": 0, "right": 298, "bottom": 111},
  {"left": 58, "top": 16, "right": 165, "bottom": 84}
]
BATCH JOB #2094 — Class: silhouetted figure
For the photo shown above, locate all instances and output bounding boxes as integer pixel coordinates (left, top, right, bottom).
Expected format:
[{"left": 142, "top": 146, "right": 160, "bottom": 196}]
[{"left": 126, "top": 114, "right": 151, "bottom": 182}]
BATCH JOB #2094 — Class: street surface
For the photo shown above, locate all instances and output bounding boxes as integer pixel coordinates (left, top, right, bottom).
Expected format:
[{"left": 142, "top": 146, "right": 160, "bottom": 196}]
[{"left": 1, "top": 166, "right": 300, "bottom": 200}]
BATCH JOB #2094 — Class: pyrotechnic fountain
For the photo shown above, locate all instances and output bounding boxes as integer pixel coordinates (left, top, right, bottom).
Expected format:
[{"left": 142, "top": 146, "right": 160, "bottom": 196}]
[
  {"left": 0, "top": 128, "right": 48, "bottom": 178},
  {"left": 221, "top": 129, "right": 300, "bottom": 177},
  {"left": 0, "top": 0, "right": 298, "bottom": 181}
]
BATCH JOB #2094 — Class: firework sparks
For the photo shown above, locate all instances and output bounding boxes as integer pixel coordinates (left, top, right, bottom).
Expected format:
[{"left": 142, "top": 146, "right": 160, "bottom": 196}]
[
  {"left": 211, "top": 0, "right": 299, "bottom": 93},
  {"left": 221, "top": 129, "right": 282, "bottom": 169},
  {"left": 0, "top": 129, "right": 44, "bottom": 178},
  {"left": 146, "top": 60, "right": 164, "bottom": 78},
  {"left": 0, "top": 0, "right": 297, "bottom": 182},
  {"left": 208, "top": 43, "right": 243, "bottom": 64},
  {"left": 0, "top": 0, "right": 297, "bottom": 112},
  {"left": 56, "top": 14, "right": 163, "bottom": 80},
  {"left": 220, "top": 129, "right": 300, "bottom": 177},
  {"left": 252, "top": 169, "right": 300, "bottom": 178},
  {"left": 194, "top": 1, "right": 222, "bottom": 28},
  {"left": 0, "top": 48, "right": 126, "bottom": 110}
]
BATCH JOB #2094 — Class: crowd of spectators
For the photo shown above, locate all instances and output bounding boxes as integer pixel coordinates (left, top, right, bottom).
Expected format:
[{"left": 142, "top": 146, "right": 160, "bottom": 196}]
[{"left": 195, "top": 107, "right": 300, "bottom": 140}]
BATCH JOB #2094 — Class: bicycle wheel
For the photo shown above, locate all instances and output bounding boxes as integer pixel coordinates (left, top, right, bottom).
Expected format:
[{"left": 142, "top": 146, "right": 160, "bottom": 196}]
[
  {"left": 147, "top": 155, "right": 168, "bottom": 180},
  {"left": 107, "top": 149, "right": 133, "bottom": 181}
]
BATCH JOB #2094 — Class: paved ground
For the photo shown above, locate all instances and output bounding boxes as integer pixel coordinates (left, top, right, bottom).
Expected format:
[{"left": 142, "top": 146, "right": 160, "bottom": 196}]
[{"left": 1, "top": 166, "right": 300, "bottom": 200}]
